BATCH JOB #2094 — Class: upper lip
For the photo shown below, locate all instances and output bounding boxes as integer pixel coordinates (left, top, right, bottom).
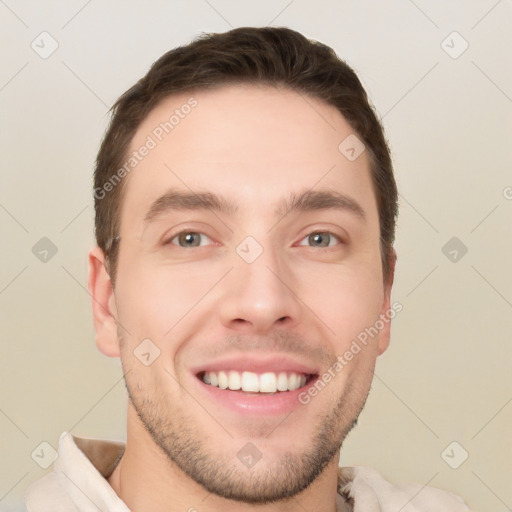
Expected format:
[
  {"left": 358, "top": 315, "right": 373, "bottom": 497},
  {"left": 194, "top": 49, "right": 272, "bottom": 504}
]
[{"left": 190, "top": 354, "right": 319, "bottom": 377}]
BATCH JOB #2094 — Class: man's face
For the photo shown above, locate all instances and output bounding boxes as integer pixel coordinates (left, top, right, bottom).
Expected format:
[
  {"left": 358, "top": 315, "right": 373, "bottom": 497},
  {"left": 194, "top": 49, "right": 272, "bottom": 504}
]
[{"left": 100, "top": 84, "right": 393, "bottom": 502}]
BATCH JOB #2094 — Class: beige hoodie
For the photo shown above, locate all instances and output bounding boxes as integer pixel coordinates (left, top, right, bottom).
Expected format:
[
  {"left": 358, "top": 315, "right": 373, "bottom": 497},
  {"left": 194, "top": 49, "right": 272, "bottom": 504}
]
[{"left": 24, "top": 432, "right": 474, "bottom": 512}]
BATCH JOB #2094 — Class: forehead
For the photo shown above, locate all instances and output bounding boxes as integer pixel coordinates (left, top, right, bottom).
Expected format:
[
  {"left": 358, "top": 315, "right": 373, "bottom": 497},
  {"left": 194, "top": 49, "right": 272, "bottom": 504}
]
[{"left": 119, "top": 84, "right": 377, "bottom": 232}]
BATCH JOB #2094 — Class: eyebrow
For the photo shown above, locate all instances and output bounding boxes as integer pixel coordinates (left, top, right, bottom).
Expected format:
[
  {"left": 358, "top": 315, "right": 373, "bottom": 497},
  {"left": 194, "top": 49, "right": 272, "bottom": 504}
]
[{"left": 143, "top": 188, "right": 366, "bottom": 224}]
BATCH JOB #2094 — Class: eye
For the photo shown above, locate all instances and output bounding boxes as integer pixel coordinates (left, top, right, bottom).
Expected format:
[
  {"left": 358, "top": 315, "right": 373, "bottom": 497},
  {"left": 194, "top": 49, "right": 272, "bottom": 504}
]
[
  {"left": 297, "top": 231, "right": 341, "bottom": 248},
  {"left": 168, "top": 231, "right": 213, "bottom": 248}
]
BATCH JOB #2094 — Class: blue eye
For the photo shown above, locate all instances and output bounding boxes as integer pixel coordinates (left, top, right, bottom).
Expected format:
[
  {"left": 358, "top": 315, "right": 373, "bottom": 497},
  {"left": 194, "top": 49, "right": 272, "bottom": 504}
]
[
  {"left": 298, "top": 232, "right": 341, "bottom": 248},
  {"left": 169, "top": 232, "right": 213, "bottom": 248}
]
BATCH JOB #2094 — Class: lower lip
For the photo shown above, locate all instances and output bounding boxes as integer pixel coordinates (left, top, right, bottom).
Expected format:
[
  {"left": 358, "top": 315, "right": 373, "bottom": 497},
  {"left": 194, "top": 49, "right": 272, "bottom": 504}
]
[{"left": 193, "top": 374, "right": 318, "bottom": 416}]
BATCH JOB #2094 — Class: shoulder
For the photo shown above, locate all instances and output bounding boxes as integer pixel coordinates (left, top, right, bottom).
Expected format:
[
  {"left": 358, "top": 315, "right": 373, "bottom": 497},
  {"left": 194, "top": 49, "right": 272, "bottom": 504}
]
[
  {"left": 338, "top": 466, "right": 474, "bottom": 511},
  {"left": 24, "top": 472, "right": 77, "bottom": 511}
]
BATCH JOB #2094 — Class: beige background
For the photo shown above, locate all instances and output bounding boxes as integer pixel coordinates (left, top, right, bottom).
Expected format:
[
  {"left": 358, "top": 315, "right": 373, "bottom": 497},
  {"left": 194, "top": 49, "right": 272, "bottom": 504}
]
[{"left": 1, "top": 1, "right": 511, "bottom": 511}]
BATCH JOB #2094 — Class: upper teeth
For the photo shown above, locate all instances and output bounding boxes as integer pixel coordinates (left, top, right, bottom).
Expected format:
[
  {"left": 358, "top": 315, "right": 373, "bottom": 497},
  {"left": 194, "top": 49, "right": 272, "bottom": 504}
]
[{"left": 202, "top": 371, "right": 307, "bottom": 393}]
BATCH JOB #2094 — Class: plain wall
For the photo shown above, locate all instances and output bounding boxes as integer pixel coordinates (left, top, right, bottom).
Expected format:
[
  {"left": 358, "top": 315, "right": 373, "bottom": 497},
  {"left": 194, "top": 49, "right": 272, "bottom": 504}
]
[{"left": 1, "top": 1, "right": 511, "bottom": 511}]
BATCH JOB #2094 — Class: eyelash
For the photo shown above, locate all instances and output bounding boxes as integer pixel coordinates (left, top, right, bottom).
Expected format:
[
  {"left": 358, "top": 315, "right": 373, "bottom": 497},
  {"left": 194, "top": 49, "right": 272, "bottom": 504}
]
[{"left": 166, "top": 230, "right": 343, "bottom": 249}]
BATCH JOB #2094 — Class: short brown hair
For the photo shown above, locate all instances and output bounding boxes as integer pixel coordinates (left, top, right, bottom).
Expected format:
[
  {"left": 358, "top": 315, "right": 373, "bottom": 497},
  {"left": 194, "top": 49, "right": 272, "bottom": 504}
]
[{"left": 94, "top": 26, "right": 398, "bottom": 284}]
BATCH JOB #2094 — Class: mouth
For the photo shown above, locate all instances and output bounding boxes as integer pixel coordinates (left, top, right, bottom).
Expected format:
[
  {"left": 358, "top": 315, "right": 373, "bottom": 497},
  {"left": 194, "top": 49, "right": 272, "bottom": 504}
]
[
  {"left": 197, "top": 370, "right": 317, "bottom": 394},
  {"left": 190, "top": 356, "right": 320, "bottom": 415}
]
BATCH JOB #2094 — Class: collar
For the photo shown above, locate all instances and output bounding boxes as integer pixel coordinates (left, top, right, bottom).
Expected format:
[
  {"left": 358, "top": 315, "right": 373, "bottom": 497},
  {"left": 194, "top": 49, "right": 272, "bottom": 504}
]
[{"left": 25, "top": 431, "right": 471, "bottom": 512}]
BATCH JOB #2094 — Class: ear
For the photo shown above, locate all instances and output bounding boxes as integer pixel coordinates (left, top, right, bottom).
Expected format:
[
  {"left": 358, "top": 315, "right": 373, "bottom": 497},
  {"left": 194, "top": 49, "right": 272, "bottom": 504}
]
[
  {"left": 88, "top": 246, "right": 120, "bottom": 357},
  {"left": 377, "top": 248, "right": 397, "bottom": 356}
]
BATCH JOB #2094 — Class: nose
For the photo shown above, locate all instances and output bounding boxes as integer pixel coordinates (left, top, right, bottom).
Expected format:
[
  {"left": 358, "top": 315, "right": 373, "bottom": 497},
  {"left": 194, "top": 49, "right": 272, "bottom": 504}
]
[{"left": 218, "top": 242, "right": 302, "bottom": 334}]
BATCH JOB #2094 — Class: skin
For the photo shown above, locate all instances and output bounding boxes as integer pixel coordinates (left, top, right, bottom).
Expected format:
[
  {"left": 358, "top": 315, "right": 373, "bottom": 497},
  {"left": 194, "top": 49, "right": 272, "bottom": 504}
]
[{"left": 88, "top": 84, "right": 395, "bottom": 512}]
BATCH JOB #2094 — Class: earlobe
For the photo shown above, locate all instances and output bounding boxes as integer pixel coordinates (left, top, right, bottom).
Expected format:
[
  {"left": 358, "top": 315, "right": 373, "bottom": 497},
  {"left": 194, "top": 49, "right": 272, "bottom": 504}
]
[{"left": 88, "top": 246, "right": 120, "bottom": 357}]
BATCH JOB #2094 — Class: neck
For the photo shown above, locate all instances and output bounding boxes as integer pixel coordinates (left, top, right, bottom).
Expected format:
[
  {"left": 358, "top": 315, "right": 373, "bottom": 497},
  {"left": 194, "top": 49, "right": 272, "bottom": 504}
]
[{"left": 108, "top": 405, "right": 342, "bottom": 512}]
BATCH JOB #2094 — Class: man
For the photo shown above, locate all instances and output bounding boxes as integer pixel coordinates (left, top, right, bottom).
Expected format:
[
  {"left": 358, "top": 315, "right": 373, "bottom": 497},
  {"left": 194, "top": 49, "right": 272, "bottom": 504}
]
[{"left": 24, "top": 27, "right": 472, "bottom": 511}]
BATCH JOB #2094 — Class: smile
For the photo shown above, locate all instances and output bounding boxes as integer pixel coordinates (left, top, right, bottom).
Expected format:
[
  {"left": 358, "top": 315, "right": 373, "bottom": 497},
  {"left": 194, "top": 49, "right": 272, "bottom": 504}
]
[{"left": 200, "top": 370, "right": 315, "bottom": 393}]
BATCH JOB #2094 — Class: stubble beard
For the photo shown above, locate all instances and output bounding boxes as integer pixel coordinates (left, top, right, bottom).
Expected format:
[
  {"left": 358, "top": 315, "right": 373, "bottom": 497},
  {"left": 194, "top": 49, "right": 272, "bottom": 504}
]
[{"left": 121, "top": 353, "right": 373, "bottom": 504}]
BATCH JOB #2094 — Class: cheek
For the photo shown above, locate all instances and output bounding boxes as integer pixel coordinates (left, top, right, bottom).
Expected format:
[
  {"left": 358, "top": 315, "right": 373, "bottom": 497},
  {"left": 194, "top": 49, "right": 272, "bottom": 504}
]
[
  {"left": 115, "top": 235, "right": 384, "bottom": 347},
  {"left": 114, "top": 258, "right": 222, "bottom": 339},
  {"left": 301, "top": 261, "right": 384, "bottom": 347}
]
